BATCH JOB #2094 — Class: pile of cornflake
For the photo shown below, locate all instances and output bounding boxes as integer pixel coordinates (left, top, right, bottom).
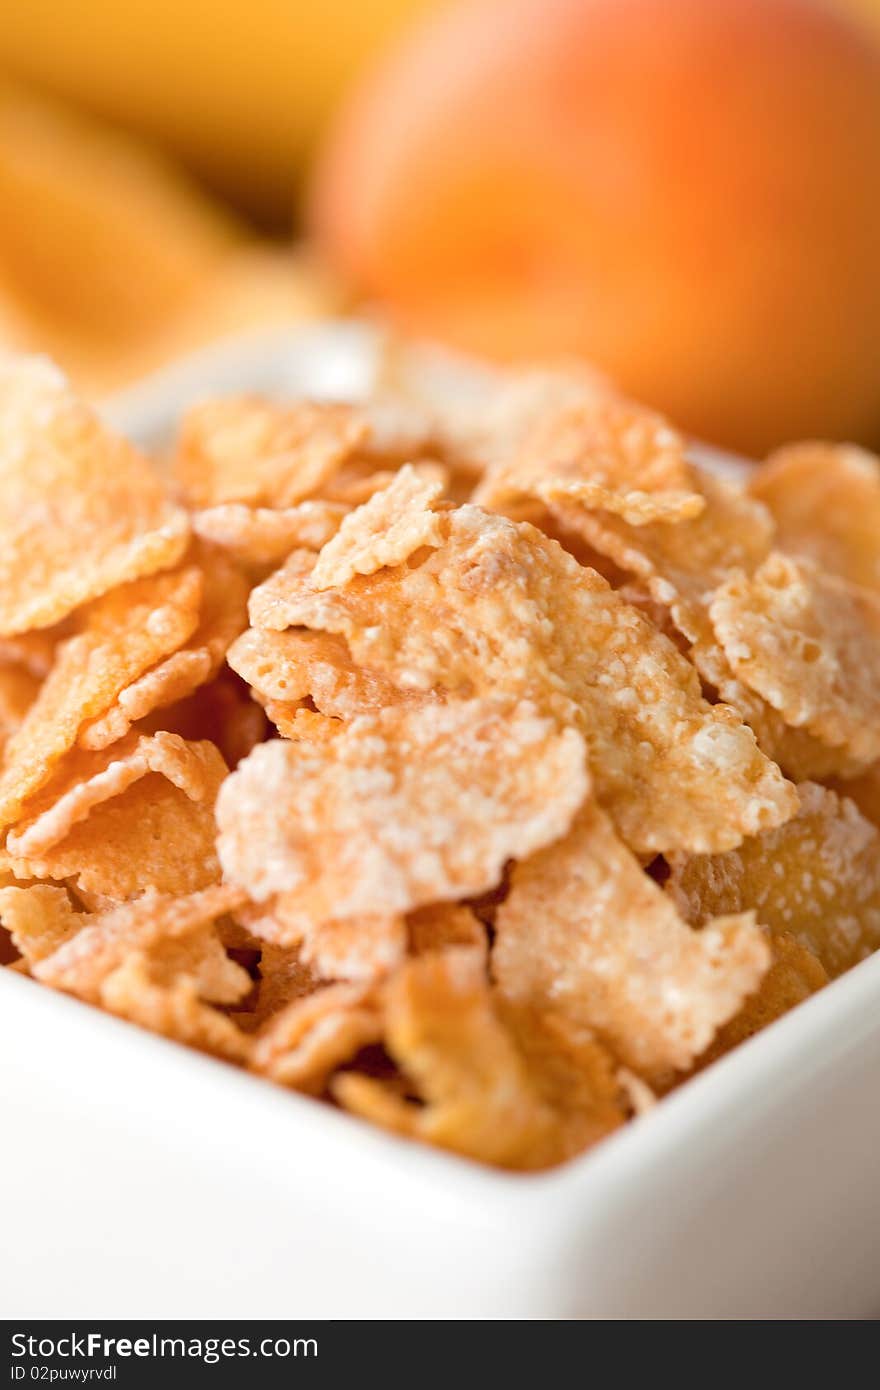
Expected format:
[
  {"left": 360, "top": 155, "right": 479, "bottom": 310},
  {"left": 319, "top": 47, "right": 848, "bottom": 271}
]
[{"left": 2, "top": 349, "right": 879, "bottom": 1171}]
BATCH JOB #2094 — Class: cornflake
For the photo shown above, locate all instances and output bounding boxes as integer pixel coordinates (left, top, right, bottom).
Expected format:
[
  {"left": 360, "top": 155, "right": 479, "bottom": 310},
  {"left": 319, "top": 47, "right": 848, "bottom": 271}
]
[
  {"left": 6, "top": 740, "right": 227, "bottom": 898},
  {"left": 298, "top": 915, "right": 407, "bottom": 982},
  {"left": 692, "top": 635, "right": 865, "bottom": 782},
  {"left": 492, "top": 803, "right": 769, "bottom": 1080},
  {"left": 173, "top": 396, "right": 367, "bottom": 508},
  {"left": 248, "top": 943, "right": 316, "bottom": 1028},
  {"left": 192, "top": 500, "right": 348, "bottom": 568},
  {"left": 751, "top": 443, "right": 880, "bottom": 593},
  {"left": 0, "top": 882, "right": 81, "bottom": 965},
  {"left": 696, "top": 933, "right": 828, "bottom": 1067},
  {"left": 0, "top": 566, "right": 203, "bottom": 829},
  {"left": 0, "top": 358, "right": 189, "bottom": 636},
  {"left": 543, "top": 468, "right": 774, "bottom": 646},
  {"left": 78, "top": 549, "right": 249, "bottom": 750},
  {"left": 251, "top": 981, "right": 383, "bottom": 1093},
  {"left": 153, "top": 673, "right": 268, "bottom": 770},
  {"left": 249, "top": 509, "right": 794, "bottom": 854},
  {"left": 334, "top": 949, "right": 625, "bottom": 1170},
  {"left": 33, "top": 882, "right": 245, "bottom": 1000},
  {"left": 474, "top": 396, "right": 703, "bottom": 525},
  {"left": 0, "top": 665, "right": 39, "bottom": 757},
  {"left": 0, "top": 629, "right": 61, "bottom": 680},
  {"left": 667, "top": 782, "right": 880, "bottom": 977},
  {"left": 311, "top": 463, "right": 446, "bottom": 590},
  {"left": 262, "top": 703, "right": 342, "bottom": 742},
  {"left": 100, "top": 955, "right": 252, "bottom": 1063},
  {"left": 217, "top": 698, "right": 588, "bottom": 912},
  {"left": 326, "top": 459, "right": 437, "bottom": 501},
  {"left": 228, "top": 628, "right": 420, "bottom": 721},
  {"left": 709, "top": 554, "right": 880, "bottom": 768},
  {"left": 242, "top": 895, "right": 407, "bottom": 981},
  {"left": 8, "top": 731, "right": 224, "bottom": 857}
]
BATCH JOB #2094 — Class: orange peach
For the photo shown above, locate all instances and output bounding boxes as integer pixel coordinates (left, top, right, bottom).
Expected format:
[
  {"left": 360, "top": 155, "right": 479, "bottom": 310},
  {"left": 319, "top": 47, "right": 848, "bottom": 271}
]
[{"left": 311, "top": 0, "right": 880, "bottom": 455}]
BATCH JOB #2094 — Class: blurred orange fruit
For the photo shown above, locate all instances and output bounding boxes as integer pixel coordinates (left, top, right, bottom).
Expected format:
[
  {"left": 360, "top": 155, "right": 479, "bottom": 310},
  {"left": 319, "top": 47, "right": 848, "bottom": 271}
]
[
  {"left": 312, "top": 0, "right": 880, "bottom": 455},
  {"left": 845, "top": 0, "right": 880, "bottom": 26}
]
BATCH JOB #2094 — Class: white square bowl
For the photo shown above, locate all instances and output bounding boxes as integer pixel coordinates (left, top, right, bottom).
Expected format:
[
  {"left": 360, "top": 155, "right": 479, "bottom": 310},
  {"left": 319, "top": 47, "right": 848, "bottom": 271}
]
[{"left": 4, "top": 325, "right": 880, "bottom": 1320}]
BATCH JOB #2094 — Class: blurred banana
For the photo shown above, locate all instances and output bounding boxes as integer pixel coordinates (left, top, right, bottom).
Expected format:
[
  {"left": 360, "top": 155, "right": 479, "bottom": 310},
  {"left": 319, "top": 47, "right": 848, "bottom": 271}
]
[
  {"left": 0, "top": 0, "right": 439, "bottom": 221},
  {"left": 0, "top": 84, "right": 337, "bottom": 391}
]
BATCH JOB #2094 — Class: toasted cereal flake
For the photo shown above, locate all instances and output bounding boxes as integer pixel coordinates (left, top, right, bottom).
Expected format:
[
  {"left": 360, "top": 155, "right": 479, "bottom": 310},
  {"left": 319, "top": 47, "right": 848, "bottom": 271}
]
[
  {"left": 63, "top": 888, "right": 116, "bottom": 915},
  {"left": 72, "top": 702, "right": 131, "bottom": 753},
  {"left": 78, "top": 550, "right": 249, "bottom": 751},
  {"left": 331, "top": 968, "right": 548, "bottom": 1169},
  {"left": 250, "top": 510, "right": 794, "bottom": 854},
  {"left": 709, "top": 554, "right": 880, "bottom": 767},
  {"left": 697, "top": 932, "right": 828, "bottom": 1066},
  {"left": 173, "top": 396, "right": 367, "bottom": 508},
  {"left": 217, "top": 699, "right": 588, "bottom": 913},
  {"left": 232, "top": 891, "right": 310, "bottom": 948},
  {"left": 0, "top": 883, "right": 81, "bottom": 964},
  {"left": 9, "top": 732, "right": 224, "bottom": 857},
  {"left": 100, "top": 954, "right": 251, "bottom": 1062},
  {"left": 143, "top": 930, "right": 252, "bottom": 1005},
  {"left": 0, "top": 358, "right": 189, "bottom": 635},
  {"left": 691, "top": 636, "right": 865, "bottom": 782},
  {"left": 530, "top": 509, "right": 632, "bottom": 581},
  {"left": 9, "top": 741, "right": 227, "bottom": 898},
  {"left": 251, "top": 981, "right": 382, "bottom": 1092},
  {"left": 500, "top": 1004, "right": 626, "bottom": 1162},
  {"left": 263, "top": 704, "right": 342, "bottom": 742},
  {"left": 0, "top": 566, "right": 203, "bottom": 830},
  {"left": 0, "top": 666, "right": 40, "bottom": 752},
  {"left": 667, "top": 782, "right": 880, "bottom": 977},
  {"left": 334, "top": 949, "right": 623, "bottom": 1170},
  {"left": 227, "top": 628, "right": 319, "bottom": 704},
  {"left": 474, "top": 397, "right": 703, "bottom": 526},
  {"left": 243, "top": 894, "right": 407, "bottom": 980},
  {"left": 493, "top": 803, "right": 769, "bottom": 1078},
  {"left": 299, "top": 914, "right": 407, "bottom": 982},
  {"left": 615, "top": 583, "right": 691, "bottom": 653},
  {"left": 228, "top": 628, "right": 418, "bottom": 720},
  {"left": 192, "top": 500, "right": 348, "bottom": 567},
  {"left": 317, "top": 466, "right": 396, "bottom": 506},
  {"left": 246, "top": 548, "right": 318, "bottom": 628},
  {"left": 375, "top": 347, "right": 612, "bottom": 474},
  {"left": 34, "top": 882, "right": 245, "bottom": 1000},
  {"left": 407, "top": 903, "right": 488, "bottom": 958},
  {"left": 751, "top": 443, "right": 880, "bottom": 593},
  {"left": 311, "top": 464, "right": 445, "bottom": 591},
  {"left": 78, "top": 654, "right": 212, "bottom": 751},
  {"left": 556, "top": 469, "right": 775, "bottom": 646},
  {"left": 249, "top": 943, "right": 317, "bottom": 1027}
]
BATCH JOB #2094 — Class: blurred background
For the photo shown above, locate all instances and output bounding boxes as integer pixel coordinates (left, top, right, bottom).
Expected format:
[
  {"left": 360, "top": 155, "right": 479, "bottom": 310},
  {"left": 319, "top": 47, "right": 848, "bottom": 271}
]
[{"left": 0, "top": 0, "right": 878, "bottom": 455}]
